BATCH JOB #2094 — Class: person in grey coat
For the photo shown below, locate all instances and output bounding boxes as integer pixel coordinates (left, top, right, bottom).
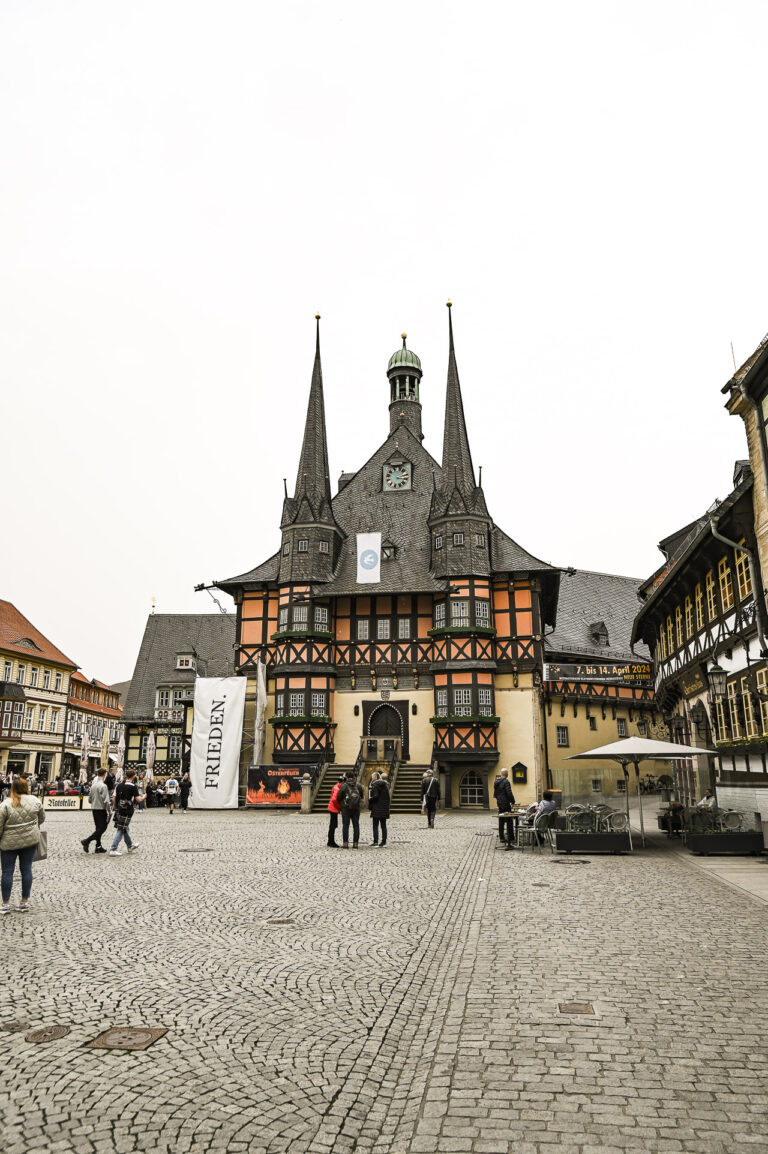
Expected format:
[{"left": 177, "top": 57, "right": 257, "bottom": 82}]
[
  {"left": 368, "top": 772, "right": 390, "bottom": 848},
  {"left": 0, "top": 777, "right": 44, "bottom": 913},
  {"left": 81, "top": 768, "right": 111, "bottom": 854}
]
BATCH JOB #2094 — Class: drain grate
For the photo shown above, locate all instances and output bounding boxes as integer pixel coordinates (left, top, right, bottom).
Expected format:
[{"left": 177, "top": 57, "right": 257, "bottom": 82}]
[
  {"left": 551, "top": 859, "right": 590, "bottom": 865},
  {"left": 85, "top": 1027, "right": 167, "bottom": 1051},
  {"left": 26, "top": 1026, "right": 70, "bottom": 1043},
  {"left": 179, "top": 849, "right": 213, "bottom": 853},
  {"left": 267, "top": 919, "right": 294, "bottom": 925},
  {"left": 559, "top": 1002, "right": 594, "bottom": 1015}
]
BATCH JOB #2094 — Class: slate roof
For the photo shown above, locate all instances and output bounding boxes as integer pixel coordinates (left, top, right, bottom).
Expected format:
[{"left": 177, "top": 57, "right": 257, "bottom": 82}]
[
  {"left": 721, "top": 331, "right": 768, "bottom": 394},
  {"left": 0, "top": 600, "right": 77, "bottom": 668},
  {"left": 545, "top": 570, "right": 649, "bottom": 662},
  {"left": 110, "top": 680, "right": 132, "bottom": 705},
  {"left": 123, "top": 614, "right": 237, "bottom": 722},
  {"left": 441, "top": 306, "right": 476, "bottom": 497}
]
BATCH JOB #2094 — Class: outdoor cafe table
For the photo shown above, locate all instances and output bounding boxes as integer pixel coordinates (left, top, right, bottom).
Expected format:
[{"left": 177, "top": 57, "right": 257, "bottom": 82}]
[{"left": 499, "top": 808, "right": 529, "bottom": 848}]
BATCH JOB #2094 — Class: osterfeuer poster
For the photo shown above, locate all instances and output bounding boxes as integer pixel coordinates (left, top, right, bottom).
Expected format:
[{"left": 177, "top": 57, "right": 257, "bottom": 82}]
[{"left": 246, "top": 766, "right": 303, "bottom": 807}]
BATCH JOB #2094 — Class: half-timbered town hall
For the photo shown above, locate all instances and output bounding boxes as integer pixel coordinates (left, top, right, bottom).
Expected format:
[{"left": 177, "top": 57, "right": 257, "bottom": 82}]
[{"left": 214, "top": 307, "right": 654, "bottom": 809}]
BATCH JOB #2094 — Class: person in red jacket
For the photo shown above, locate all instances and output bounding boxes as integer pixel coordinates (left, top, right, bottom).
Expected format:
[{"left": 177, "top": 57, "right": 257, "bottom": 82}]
[{"left": 327, "top": 776, "right": 345, "bottom": 848}]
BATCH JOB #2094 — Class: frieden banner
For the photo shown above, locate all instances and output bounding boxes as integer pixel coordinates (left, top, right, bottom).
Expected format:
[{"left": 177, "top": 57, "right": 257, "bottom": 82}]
[{"left": 189, "top": 677, "right": 246, "bottom": 809}]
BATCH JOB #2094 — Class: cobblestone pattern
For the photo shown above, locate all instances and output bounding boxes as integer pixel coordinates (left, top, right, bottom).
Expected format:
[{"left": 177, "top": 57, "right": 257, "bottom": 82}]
[{"left": 2, "top": 810, "right": 768, "bottom": 1153}]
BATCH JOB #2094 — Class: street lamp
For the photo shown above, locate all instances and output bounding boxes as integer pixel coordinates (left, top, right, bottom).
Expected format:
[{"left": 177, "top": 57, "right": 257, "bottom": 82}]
[{"left": 707, "top": 661, "right": 727, "bottom": 702}]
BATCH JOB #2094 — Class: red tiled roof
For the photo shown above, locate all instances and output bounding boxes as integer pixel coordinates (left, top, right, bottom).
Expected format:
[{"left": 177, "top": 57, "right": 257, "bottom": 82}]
[
  {"left": 0, "top": 601, "right": 77, "bottom": 669},
  {"left": 66, "top": 698, "right": 123, "bottom": 719}
]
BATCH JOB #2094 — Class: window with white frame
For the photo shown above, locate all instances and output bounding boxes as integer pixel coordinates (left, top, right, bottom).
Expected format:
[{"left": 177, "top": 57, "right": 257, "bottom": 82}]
[
  {"left": 617, "top": 718, "right": 627, "bottom": 737},
  {"left": 377, "top": 618, "right": 391, "bottom": 640},
  {"left": 282, "top": 542, "right": 290, "bottom": 555},
  {"left": 742, "top": 676, "right": 758, "bottom": 738},
  {"left": 168, "top": 735, "right": 182, "bottom": 759},
  {"left": 616, "top": 778, "right": 627, "bottom": 793},
  {"left": 37, "top": 707, "right": 47, "bottom": 731},
  {"left": 55, "top": 672, "right": 62, "bottom": 691},
  {"left": 757, "top": 668, "right": 768, "bottom": 734},
  {"left": 474, "top": 533, "right": 485, "bottom": 547},
  {"left": 298, "top": 538, "right": 308, "bottom": 552},
  {"left": 172, "top": 689, "right": 185, "bottom": 706},
  {"left": 158, "top": 689, "right": 170, "bottom": 708},
  {"left": 357, "top": 618, "right": 369, "bottom": 640},
  {"left": 434, "top": 535, "right": 443, "bottom": 550},
  {"left": 398, "top": 617, "right": 411, "bottom": 639},
  {"left": 30, "top": 667, "right": 38, "bottom": 687},
  {"left": 478, "top": 687, "right": 492, "bottom": 716},
  {"left": 453, "top": 532, "right": 464, "bottom": 546},
  {"left": 435, "top": 689, "right": 448, "bottom": 716},
  {"left": 43, "top": 669, "right": 51, "bottom": 689},
  {"left": 50, "top": 709, "right": 59, "bottom": 733},
  {"left": 591, "top": 778, "right": 602, "bottom": 793},
  {"left": 314, "top": 605, "right": 329, "bottom": 631},
  {"left": 556, "top": 725, "right": 569, "bottom": 747},
  {"left": 3, "top": 661, "right": 11, "bottom": 681},
  {"left": 177, "top": 655, "right": 196, "bottom": 670},
  {"left": 319, "top": 539, "right": 329, "bottom": 554},
  {"left": 451, "top": 600, "right": 469, "bottom": 627},
  {"left": 695, "top": 583, "right": 704, "bottom": 630},
  {"left": 736, "top": 542, "right": 752, "bottom": 600},
  {"left": 17, "top": 665, "right": 25, "bottom": 684},
  {"left": 25, "top": 706, "right": 34, "bottom": 730},
  {"left": 311, "top": 692, "right": 326, "bottom": 716},
  {"left": 276, "top": 692, "right": 285, "bottom": 714},
  {"left": 453, "top": 688, "right": 472, "bottom": 716},
  {"left": 475, "top": 600, "right": 490, "bottom": 628},
  {"left": 278, "top": 607, "right": 288, "bottom": 631},
  {"left": 293, "top": 605, "right": 308, "bottom": 631},
  {"left": 459, "top": 770, "right": 484, "bottom": 806},
  {"left": 140, "top": 735, "right": 148, "bottom": 760},
  {"left": 289, "top": 692, "right": 304, "bottom": 716},
  {"left": 727, "top": 680, "right": 742, "bottom": 739},
  {"left": 434, "top": 601, "right": 446, "bottom": 629}
]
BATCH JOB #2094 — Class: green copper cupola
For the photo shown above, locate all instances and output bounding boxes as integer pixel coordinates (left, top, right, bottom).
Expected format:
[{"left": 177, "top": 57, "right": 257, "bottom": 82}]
[{"left": 387, "top": 333, "right": 424, "bottom": 440}]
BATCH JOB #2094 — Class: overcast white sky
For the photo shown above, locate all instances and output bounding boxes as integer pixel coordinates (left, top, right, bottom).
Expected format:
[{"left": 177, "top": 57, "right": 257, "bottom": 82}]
[{"left": 2, "top": 1, "right": 766, "bottom": 683}]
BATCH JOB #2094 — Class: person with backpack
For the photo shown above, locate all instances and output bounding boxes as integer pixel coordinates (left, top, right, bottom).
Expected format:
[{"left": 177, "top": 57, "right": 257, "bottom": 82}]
[
  {"left": 327, "top": 775, "right": 344, "bottom": 848},
  {"left": 179, "top": 773, "right": 192, "bottom": 814},
  {"left": 368, "top": 771, "right": 390, "bottom": 848},
  {"left": 165, "top": 774, "right": 179, "bottom": 815},
  {"left": 421, "top": 769, "right": 440, "bottom": 829},
  {"left": 81, "top": 768, "right": 111, "bottom": 854},
  {"left": 108, "top": 770, "right": 145, "bottom": 856},
  {"left": 340, "top": 771, "right": 362, "bottom": 849}
]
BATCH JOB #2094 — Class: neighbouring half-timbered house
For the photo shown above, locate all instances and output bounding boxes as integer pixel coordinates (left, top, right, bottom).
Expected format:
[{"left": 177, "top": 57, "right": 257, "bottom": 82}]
[
  {"left": 632, "top": 461, "right": 768, "bottom": 835},
  {"left": 213, "top": 308, "right": 653, "bottom": 810},
  {"left": 122, "top": 614, "right": 236, "bottom": 787},
  {"left": 62, "top": 674, "right": 123, "bottom": 779}
]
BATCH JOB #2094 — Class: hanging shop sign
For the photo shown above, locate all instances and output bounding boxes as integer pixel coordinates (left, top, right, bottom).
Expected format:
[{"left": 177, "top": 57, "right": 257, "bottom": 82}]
[
  {"left": 543, "top": 661, "right": 653, "bottom": 686},
  {"left": 246, "top": 766, "right": 303, "bottom": 807},
  {"left": 189, "top": 677, "right": 246, "bottom": 809}
]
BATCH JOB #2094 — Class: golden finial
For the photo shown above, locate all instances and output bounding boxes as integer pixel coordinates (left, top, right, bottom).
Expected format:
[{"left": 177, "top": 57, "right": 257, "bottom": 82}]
[
  {"left": 446, "top": 300, "right": 452, "bottom": 308},
  {"left": 315, "top": 313, "right": 321, "bottom": 320},
  {"left": 401, "top": 332, "right": 407, "bottom": 340}
]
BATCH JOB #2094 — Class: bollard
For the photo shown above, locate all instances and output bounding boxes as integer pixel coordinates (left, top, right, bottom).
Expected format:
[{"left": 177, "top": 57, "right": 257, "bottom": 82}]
[{"left": 301, "top": 772, "right": 312, "bottom": 814}]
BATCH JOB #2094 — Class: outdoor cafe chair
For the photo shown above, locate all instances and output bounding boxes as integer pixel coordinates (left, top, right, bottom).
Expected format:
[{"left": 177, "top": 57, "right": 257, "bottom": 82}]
[{"left": 519, "top": 811, "right": 556, "bottom": 853}]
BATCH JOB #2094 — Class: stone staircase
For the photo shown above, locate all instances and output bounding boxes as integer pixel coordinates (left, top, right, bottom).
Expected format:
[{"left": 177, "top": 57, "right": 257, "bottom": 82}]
[
  {"left": 311, "top": 764, "right": 354, "bottom": 813},
  {"left": 389, "top": 765, "right": 431, "bottom": 813}
]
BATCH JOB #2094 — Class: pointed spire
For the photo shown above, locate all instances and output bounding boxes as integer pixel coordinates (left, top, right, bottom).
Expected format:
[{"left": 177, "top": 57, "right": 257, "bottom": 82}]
[
  {"left": 292, "top": 314, "right": 333, "bottom": 516},
  {"left": 442, "top": 302, "right": 476, "bottom": 494}
]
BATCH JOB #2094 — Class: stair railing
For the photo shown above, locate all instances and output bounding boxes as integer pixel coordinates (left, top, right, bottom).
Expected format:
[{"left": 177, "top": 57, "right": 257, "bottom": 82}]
[
  {"left": 353, "top": 747, "right": 365, "bottom": 785},
  {"left": 309, "top": 760, "right": 327, "bottom": 809},
  {"left": 387, "top": 754, "right": 399, "bottom": 802}
]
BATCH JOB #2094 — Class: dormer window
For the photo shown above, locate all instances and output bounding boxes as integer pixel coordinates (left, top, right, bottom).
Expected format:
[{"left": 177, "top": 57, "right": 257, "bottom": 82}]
[
  {"left": 382, "top": 542, "right": 397, "bottom": 560},
  {"left": 176, "top": 655, "right": 197, "bottom": 670},
  {"left": 298, "top": 539, "right": 309, "bottom": 553},
  {"left": 589, "top": 622, "right": 609, "bottom": 647}
]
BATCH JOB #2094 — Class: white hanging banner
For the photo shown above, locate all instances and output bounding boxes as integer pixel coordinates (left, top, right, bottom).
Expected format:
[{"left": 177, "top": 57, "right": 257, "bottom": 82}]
[
  {"left": 252, "top": 662, "right": 268, "bottom": 767},
  {"left": 189, "top": 677, "right": 246, "bottom": 809},
  {"left": 356, "top": 532, "right": 381, "bottom": 584}
]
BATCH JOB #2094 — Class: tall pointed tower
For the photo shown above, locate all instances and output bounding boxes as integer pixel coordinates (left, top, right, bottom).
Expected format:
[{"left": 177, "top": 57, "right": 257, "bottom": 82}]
[
  {"left": 429, "top": 302, "right": 492, "bottom": 578},
  {"left": 279, "top": 316, "right": 344, "bottom": 584}
]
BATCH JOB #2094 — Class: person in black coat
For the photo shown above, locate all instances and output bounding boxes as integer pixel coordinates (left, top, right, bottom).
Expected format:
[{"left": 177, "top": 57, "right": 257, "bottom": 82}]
[
  {"left": 493, "top": 768, "right": 515, "bottom": 843},
  {"left": 368, "top": 772, "right": 391, "bottom": 848},
  {"left": 421, "top": 770, "right": 440, "bottom": 829}
]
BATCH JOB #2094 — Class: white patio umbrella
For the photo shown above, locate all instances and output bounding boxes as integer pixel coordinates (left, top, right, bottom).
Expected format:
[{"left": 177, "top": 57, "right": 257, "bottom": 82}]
[
  {"left": 567, "top": 737, "right": 716, "bottom": 848},
  {"left": 100, "top": 727, "right": 110, "bottom": 773},
  {"left": 117, "top": 731, "right": 125, "bottom": 770},
  {"left": 80, "top": 730, "right": 90, "bottom": 778},
  {"left": 145, "top": 731, "right": 156, "bottom": 784}
]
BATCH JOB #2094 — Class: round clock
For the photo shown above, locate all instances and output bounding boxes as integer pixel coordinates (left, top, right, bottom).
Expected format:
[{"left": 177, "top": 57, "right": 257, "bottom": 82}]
[{"left": 384, "top": 463, "right": 412, "bottom": 491}]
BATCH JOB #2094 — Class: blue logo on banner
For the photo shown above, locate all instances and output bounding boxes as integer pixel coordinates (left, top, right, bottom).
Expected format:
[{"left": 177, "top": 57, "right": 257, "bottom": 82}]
[{"left": 360, "top": 549, "right": 379, "bottom": 570}]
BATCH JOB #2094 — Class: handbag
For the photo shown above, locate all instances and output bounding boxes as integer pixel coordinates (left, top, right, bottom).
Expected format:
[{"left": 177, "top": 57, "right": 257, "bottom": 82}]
[{"left": 33, "top": 826, "right": 48, "bottom": 862}]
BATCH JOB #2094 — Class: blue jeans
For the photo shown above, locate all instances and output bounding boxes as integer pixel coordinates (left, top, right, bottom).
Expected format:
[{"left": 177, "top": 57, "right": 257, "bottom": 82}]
[
  {"left": 110, "top": 824, "right": 133, "bottom": 851},
  {"left": 341, "top": 812, "right": 360, "bottom": 843},
  {"left": 1, "top": 845, "right": 36, "bottom": 902}
]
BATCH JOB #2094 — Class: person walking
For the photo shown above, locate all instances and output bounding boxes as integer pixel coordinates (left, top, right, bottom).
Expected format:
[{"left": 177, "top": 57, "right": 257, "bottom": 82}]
[
  {"left": 0, "top": 777, "right": 45, "bottom": 913},
  {"left": 165, "top": 774, "right": 179, "bottom": 815},
  {"left": 179, "top": 773, "right": 192, "bottom": 814},
  {"left": 369, "top": 771, "right": 390, "bottom": 847},
  {"left": 493, "top": 767, "right": 515, "bottom": 844},
  {"left": 340, "top": 772, "right": 363, "bottom": 849},
  {"left": 81, "top": 768, "right": 111, "bottom": 854},
  {"left": 421, "top": 769, "right": 440, "bottom": 829},
  {"left": 327, "top": 775, "right": 344, "bottom": 848},
  {"left": 108, "top": 770, "right": 145, "bottom": 856}
]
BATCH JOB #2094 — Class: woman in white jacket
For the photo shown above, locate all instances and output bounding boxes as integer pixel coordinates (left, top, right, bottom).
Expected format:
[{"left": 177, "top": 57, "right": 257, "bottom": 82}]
[{"left": 0, "top": 777, "right": 44, "bottom": 914}]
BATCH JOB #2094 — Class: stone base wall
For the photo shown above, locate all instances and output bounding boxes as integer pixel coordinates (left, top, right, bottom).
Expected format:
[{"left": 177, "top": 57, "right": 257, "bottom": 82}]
[{"left": 715, "top": 783, "right": 767, "bottom": 839}]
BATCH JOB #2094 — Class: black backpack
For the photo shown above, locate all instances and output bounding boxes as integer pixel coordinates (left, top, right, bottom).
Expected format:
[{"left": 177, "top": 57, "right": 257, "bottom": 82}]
[
  {"left": 115, "top": 786, "right": 134, "bottom": 818},
  {"left": 343, "top": 783, "right": 362, "bottom": 811}
]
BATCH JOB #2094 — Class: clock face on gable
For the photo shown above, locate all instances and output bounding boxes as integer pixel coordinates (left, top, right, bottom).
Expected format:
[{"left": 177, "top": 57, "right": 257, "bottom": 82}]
[{"left": 383, "top": 462, "right": 412, "bottom": 491}]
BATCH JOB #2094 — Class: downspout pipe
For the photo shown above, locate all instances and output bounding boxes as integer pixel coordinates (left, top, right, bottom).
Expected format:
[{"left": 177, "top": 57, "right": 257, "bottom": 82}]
[{"left": 709, "top": 515, "right": 768, "bottom": 658}]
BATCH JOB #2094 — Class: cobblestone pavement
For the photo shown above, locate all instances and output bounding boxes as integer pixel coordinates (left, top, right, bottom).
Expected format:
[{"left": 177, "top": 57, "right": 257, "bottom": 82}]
[{"left": 3, "top": 809, "right": 768, "bottom": 1154}]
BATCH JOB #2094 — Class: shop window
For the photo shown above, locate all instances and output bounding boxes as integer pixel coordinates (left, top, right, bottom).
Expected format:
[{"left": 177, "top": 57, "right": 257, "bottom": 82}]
[
  {"left": 556, "top": 725, "right": 569, "bottom": 747},
  {"left": 459, "top": 770, "right": 484, "bottom": 807}
]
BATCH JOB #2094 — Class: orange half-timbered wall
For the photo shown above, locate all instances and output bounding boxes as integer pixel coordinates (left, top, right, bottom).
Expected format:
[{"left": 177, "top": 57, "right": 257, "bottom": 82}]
[{"left": 493, "top": 580, "right": 541, "bottom": 667}]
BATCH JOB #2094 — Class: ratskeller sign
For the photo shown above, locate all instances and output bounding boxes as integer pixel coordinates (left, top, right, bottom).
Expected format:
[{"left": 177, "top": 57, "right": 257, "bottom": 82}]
[{"left": 543, "top": 661, "right": 653, "bottom": 686}]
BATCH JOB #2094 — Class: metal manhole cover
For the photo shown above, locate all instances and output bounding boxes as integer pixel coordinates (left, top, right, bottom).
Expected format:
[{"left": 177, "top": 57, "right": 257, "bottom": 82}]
[
  {"left": 552, "top": 859, "right": 590, "bottom": 865},
  {"left": 26, "top": 1025, "right": 70, "bottom": 1043},
  {"left": 559, "top": 1003, "right": 594, "bottom": 1015},
  {"left": 267, "top": 919, "right": 294, "bottom": 925},
  {"left": 531, "top": 883, "right": 549, "bottom": 887},
  {"left": 178, "top": 849, "right": 213, "bottom": 853},
  {"left": 85, "top": 1027, "right": 167, "bottom": 1051}
]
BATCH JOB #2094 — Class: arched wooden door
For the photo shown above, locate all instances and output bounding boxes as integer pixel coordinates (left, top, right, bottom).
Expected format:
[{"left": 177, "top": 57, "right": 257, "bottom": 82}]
[{"left": 369, "top": 705, "right": 401, "bottom": 737}]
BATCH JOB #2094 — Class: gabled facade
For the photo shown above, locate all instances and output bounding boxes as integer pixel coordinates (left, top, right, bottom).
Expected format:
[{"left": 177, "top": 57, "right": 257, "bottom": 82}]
[
  {"left": 216, "top": 309, "right": 570, "bottom": 807},
  {"left": 62, "top": 674, "right": 123, "bottom": 778},
  {"left": 632, "top": 464, "right": 768, "bottom": 826}
]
